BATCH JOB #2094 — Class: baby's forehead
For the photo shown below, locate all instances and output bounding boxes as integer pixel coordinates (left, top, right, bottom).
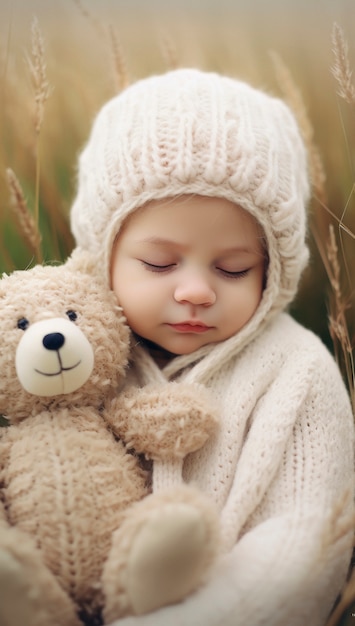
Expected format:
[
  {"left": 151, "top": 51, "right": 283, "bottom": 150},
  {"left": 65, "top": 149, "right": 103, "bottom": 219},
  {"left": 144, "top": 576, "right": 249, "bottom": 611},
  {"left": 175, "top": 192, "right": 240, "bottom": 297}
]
[{"left": 113, "top": 194, "right": 266, "bottom": 257}]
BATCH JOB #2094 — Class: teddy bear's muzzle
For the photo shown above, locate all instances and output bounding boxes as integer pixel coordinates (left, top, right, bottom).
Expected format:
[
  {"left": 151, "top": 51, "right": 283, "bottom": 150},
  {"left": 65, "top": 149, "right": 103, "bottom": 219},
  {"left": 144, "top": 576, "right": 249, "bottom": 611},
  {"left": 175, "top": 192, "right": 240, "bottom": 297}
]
[{"left": 15, "top": 317, "right": 94, "bottom": 397}]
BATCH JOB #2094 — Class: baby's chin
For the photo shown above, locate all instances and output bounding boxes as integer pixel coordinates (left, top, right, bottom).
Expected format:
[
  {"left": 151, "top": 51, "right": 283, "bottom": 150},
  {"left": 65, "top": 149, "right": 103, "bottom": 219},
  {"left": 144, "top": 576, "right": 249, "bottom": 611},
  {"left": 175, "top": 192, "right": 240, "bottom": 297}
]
[
  {"left": 155, "top": 340, "right": 211, "bottom": 356},
  {"left": 134, "top": 334, "right": 215, "bottom": 365}
]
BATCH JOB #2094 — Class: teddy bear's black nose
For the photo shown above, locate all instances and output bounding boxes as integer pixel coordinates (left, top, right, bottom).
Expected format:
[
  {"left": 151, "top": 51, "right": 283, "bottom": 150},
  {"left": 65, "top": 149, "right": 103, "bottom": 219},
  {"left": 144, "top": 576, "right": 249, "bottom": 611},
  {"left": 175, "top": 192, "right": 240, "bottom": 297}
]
[{"left": 43, "top": 332, "right": 65, "bottom": 351}]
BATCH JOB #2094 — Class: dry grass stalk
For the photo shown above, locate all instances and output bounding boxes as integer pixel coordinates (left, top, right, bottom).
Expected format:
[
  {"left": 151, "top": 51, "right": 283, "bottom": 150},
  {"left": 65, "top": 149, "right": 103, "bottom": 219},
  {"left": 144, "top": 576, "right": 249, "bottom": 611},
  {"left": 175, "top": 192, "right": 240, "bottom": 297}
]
[
  {"left": 315, "top": 190, "right": 355, "bottom": 241},
  {"left": 1, "top": 10, "right": 13, "bottom": 118},
  {"left": 25, "top": 17, "right": 51, "bottom": 255},
  {"left": 6, "top": 168, "right": 42, "bottom": 263},
  {"left": 72, "top": 0, "right": 105, "bottom": 38},
  {"left": 323, "top": 490, "right": 355, "bottom": 547},
  {"left": 331, "top": 23, "right": 355, "bottom": 105},
  {"left": 326, "top": 566, "right": 355, "bottom": 626},
  {"left": 159, "top": 31, "right": 179, "bottom": 71},
  {"left": 108, "top": 26, "right": 130, "bottom": 93},
  {"left": 324, "top": 490, "right": 355, "bottom": 626},
  {"left": 327, "top": 224, "right": 343, "bottom": 304},
  {"left": 325, "top": 224, "right": 354, "bottom": 411},
  {"left": 271, "top": 51, "right": 327, "bottom": 205},
  {"left": 26, "top": 17, "right": 51, "bottom": 136}
]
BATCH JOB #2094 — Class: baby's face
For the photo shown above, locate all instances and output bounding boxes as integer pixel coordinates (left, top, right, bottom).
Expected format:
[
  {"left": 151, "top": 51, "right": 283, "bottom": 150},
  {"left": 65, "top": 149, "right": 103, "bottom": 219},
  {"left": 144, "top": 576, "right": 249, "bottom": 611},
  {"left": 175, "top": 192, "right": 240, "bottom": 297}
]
[{"left": 111, "top": 195, "right": 265, "bottom": 355}]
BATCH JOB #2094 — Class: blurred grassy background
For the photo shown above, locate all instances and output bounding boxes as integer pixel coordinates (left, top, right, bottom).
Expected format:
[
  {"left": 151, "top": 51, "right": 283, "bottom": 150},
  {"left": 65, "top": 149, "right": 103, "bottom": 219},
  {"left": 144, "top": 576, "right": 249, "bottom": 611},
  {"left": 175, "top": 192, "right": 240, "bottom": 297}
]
[
  {"left": 1, "top": 0, "right": 354, "bottom": 350},
  {"left": 1, "top": 1, "right": 355, "bottom": 621}
]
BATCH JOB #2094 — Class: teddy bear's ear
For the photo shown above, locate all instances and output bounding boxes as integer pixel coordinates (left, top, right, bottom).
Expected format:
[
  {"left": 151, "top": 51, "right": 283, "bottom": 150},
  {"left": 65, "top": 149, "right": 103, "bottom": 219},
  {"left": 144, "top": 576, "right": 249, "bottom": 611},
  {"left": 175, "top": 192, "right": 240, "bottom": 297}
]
[{"left": 65, "top": 248, "right": 104, "bottom": 281}]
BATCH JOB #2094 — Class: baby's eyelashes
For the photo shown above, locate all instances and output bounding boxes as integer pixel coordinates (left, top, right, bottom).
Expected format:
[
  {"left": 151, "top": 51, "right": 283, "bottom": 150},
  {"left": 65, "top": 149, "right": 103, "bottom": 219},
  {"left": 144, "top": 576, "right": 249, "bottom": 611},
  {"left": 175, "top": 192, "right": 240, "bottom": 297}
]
[
  {"left": 140, "top": 260, "right": 176, "bottom": 272},
  {"left": 217, "top": 268, "right": 250, "bottom": 279},
  {"left": 140, "top": 259, "right": 252, "bottom": 280}
]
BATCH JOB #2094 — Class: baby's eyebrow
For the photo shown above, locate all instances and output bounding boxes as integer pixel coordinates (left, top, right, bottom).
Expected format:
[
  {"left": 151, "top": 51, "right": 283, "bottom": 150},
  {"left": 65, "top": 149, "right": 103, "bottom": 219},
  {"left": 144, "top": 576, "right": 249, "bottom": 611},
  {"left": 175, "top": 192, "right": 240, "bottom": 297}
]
[
  {"left": 216, "top": 246, "right": 261, "bottom": 256},
  {"left": 138, "top": 237, "right": 177, "bottom": 244},
  {"left": 136, "top": 237, "right": 185, "bottom": 250},
  {"left": 137, "top": 238, "right": 261, "bottom": 258}
]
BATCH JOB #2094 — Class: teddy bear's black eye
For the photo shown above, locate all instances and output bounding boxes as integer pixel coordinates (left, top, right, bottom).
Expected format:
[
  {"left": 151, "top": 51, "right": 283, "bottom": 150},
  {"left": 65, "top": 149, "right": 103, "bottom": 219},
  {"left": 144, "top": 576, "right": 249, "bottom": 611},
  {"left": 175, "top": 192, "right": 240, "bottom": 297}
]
[
  {"left": 17, "top": 318, "right": 29, "bottom": 331},
  {"left": 66, "top": 310, "right": 77, "bottom": 322}
]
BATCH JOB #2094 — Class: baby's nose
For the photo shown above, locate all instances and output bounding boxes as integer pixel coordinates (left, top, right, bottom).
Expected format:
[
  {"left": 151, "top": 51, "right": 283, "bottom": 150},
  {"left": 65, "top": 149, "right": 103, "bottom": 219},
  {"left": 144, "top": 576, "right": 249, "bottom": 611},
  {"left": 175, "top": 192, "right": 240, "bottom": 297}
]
[{"left": 174, "top": 273, "right": 216, "bottom": 306}]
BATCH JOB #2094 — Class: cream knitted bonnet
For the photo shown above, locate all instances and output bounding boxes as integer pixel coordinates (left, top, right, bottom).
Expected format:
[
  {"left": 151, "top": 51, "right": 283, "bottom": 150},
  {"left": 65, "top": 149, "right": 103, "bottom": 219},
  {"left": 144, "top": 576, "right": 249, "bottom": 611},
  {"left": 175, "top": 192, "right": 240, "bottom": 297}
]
[{"left": 71, "top": 68, "right": 310, "bottom": 363}]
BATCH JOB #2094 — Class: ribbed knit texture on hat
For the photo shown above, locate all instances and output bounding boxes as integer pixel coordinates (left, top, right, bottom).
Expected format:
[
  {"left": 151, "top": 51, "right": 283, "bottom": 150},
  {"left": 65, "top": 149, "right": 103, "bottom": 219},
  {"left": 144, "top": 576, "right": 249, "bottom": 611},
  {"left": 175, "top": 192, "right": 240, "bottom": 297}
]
[{"left": 71, "top": 68, "right": 310, "bottom": 367}]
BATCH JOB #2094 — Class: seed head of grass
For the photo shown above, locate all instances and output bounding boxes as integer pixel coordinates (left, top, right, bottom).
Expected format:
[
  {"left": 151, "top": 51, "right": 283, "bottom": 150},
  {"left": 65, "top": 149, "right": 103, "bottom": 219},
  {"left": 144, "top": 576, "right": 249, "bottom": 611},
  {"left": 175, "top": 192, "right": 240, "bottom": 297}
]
[
  {"left": 331, "top": 22, "right": 355, "bottom": 105},
  {"left": 26, "top": 17, "right": 51, "bottom": 136},
  {"left": 6, "top": 167, "right": 42, "bottom": 262}
]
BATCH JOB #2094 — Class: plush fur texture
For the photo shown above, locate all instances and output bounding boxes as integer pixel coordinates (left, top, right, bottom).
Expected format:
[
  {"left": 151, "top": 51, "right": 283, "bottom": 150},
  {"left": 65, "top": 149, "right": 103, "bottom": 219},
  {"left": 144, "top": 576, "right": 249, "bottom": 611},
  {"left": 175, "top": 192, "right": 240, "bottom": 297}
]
[{"left": 0, "top": 251, "right": 220, "bottom": 626}]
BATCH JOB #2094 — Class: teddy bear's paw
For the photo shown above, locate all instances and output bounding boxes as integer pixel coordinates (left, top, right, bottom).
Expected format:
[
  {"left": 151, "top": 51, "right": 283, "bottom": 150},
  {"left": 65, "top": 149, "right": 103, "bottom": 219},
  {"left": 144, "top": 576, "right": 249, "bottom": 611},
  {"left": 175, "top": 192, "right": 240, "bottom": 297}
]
[
  {"left": 0, "top": 545, "right": 82, "bottom": 626},
  {"left": 102, "top": 486, "right": 220, "bottom": 620},
  {"left": 126, "top": 502, "right": 214, "bottom": 614},
  {"left": 111, "top": 382, "right": 220, "bottom": 460}
]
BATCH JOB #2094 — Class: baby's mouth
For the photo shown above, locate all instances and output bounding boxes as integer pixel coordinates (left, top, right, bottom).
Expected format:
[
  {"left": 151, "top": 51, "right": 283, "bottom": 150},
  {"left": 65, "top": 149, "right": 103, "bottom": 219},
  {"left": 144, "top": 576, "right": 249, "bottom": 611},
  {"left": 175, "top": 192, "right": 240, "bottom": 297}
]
[{"left": 168, "top": 322, "right": 212, "bottom": 333}]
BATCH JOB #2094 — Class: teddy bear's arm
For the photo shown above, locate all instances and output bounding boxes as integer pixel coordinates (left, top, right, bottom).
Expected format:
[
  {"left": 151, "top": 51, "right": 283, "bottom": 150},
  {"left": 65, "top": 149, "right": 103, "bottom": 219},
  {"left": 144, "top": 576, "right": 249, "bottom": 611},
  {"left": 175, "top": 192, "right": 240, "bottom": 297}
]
[{"left": 103, "top": 382, "right": 219, "bottom": 460}]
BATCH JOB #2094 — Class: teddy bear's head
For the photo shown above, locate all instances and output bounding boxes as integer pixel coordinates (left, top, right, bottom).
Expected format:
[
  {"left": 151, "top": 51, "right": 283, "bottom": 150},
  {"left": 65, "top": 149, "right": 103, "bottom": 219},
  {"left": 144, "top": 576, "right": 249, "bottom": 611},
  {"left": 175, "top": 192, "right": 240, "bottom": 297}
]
[{"left": 0, "top": 250, "right": 130, "bottom": 422}]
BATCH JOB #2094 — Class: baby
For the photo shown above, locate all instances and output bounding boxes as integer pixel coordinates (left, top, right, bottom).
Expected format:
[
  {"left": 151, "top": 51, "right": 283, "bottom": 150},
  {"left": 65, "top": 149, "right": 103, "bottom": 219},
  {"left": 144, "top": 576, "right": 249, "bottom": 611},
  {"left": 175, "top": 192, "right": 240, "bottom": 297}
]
[{"left": 71, "top": 68, "right": 355, "bottom": 626}]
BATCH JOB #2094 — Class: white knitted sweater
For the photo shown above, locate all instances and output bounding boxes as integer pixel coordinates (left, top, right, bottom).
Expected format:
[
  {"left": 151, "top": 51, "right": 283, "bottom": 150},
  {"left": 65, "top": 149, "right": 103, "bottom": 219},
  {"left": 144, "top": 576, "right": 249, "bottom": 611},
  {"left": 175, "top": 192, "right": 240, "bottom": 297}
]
[
  {"left": 112, "top": 312, "right": 354, "bottom": 626},
  {"left": 68, "top": 69, "right": 355, "bottom": 625}
]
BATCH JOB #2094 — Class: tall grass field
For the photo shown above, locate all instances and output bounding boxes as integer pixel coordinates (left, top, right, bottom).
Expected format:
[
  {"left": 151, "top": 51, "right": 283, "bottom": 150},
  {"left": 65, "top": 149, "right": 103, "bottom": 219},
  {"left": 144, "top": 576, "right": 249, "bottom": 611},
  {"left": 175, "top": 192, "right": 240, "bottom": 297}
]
[{"left": 1, "top": 0, "right": 355, "bottom": 623}]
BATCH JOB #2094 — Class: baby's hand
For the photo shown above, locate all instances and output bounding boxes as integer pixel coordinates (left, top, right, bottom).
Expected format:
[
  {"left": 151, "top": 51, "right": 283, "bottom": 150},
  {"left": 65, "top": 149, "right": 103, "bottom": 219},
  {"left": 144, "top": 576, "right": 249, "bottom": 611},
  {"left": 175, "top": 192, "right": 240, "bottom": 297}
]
[{"left": 106, "top": 382, "right": 219, "bottom": 460}]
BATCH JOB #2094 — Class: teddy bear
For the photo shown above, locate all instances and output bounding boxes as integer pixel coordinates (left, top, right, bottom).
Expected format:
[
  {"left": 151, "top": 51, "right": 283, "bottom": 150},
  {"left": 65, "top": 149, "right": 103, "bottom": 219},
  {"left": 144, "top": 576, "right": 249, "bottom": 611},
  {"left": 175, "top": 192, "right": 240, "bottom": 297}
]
[{"left": 0, "top": 250, "right": 220, "bottom": 626}]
